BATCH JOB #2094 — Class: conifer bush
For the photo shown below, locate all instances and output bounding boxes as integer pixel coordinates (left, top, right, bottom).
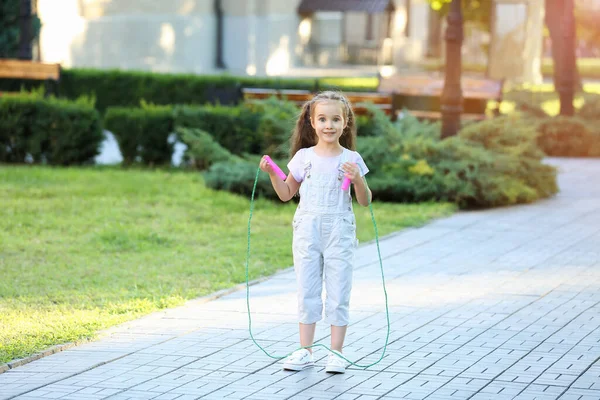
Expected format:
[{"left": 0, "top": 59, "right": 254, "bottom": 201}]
[
  {"left": 176, "top": 127, "right": 240, "bottom": 170},
  {"left": 536, "top": 116, "right": 600, "bottom": 157},
  {"left": 205, "top": 109, "right": 558, "bottom": 209}
]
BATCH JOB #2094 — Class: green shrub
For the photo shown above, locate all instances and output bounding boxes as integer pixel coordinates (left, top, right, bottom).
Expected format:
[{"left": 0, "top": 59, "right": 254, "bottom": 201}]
[
  {"left": 104, "top": 104, "right": 174, "bottom": 165},
  {"left": 361, "top": 128, "right": 487, "bottom": 205},
  {"left": 59, "top": 69, "right": 251, "bottom": 113},
  {"left": 356, "top": 103, "right": 396, "bottom": 137},
  {"left": 103, "top": 100, "right": 293, "bottom": 167},
  {"left": 459, "top": 116, "right": 558, "bottom": 203},
  {"left": 0, "top": 94, "right": 35, "bottom": 163},
  {"left": 355, "top": 136, "right": 392, "bottom": 175},
  {"left": 0, "top": 92, "right": 102, "bottom": 165},
  {"left": 459, "top": 115, "right": 544, "bottom": 159},
  {"left": 174, "top": 104, "right": 262, "bottom": 156},
  {"left": 203, "top": 159, "right": 276, "bottom": 199},
  {"left": 357, "top": 112, "right": 440, "bottom": 175},
  {"left": 245, "top": 97, "right": 298, "bottom": 158},
  {"left": 579, "top": 94, "right": 600, "bottom": 121},
  {"left": 536, "top": 116, "right": 600, "bottom": 157},
  {"left": 176, "top": 126, "right": 239, "bottom": 170},
  {"left": 205, "top": 104, "right": 557, "bottom": 208},
  {"left": 104, "top": 103, "right": 261, "bottom": 166},
  {"left": 505, "top": 90, "right": 550, "bottom": 118},
  {"left": 361, "top": 114, "right": 557, "bottom": 208}
]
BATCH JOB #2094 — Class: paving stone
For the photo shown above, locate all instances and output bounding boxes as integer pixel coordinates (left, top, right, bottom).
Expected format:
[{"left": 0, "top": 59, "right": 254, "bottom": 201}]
[
  {"left": 380, "top": 374, "right": 451, "bottom": 399},
  {"left": 345, "top": 372, "right": 412, "bottom": 397},
  {"left": 560, "top": 387, "right": 600, "bottom": 400}
]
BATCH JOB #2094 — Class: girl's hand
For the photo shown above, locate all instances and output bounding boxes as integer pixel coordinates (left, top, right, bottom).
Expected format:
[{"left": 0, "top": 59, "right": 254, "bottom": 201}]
[
  {"left": 259, "top": 155, "right": 274, "bottom": 175},
  {"left": 342, "top": 162, "right": 360, "bottom": 183}
]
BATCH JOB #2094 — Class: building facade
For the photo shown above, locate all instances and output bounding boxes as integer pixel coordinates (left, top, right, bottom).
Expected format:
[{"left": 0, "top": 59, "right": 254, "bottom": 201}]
[
  {"left": 36, "top": 0, "right": 545, "bottom": 83},
  {"left": 37, "top": 0, "right": 436, "bottom": 76}
]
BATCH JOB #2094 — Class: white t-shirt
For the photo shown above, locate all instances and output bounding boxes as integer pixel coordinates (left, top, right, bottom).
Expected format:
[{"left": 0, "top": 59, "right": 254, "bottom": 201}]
[{"left": 287, "top": 147, "right": 369, "bottom": 183}]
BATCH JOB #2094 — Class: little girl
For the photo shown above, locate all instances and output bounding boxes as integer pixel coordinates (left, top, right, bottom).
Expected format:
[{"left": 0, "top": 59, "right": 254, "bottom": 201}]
[{"left": 259, "top": 91, "right": 371, "bottom": 374}]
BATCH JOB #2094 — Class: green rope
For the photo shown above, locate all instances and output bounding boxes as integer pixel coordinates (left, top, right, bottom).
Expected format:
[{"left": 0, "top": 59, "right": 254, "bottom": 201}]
[{"left": 245, "top": 166, "right": 390, "bottom": 368}]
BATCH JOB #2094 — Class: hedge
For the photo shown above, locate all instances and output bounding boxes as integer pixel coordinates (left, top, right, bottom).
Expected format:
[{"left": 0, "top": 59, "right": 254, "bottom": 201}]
[
  {"left": 0, "top": 93, "right": 103, "bottom": 165},
  {"left": 103, "top": 104, "right": 174, "bottom": 165},
  {"left": 0, "top": 68, "right": 376, "bottom": 114},
  {"left": 103, "top": 100, "right": 411, "bottom": 167}
]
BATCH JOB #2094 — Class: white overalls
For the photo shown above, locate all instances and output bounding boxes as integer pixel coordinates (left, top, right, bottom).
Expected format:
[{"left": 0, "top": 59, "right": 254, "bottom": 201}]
[{"left": 292, "top": 148, "right": 358, "bottom": 326}]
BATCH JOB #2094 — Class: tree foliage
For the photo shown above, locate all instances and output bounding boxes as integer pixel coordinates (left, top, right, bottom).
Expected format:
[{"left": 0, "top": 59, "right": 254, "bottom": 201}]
[
  {"left": 426, "top": 0, "right": 491, "bottom": 31},
  {"left": 0, "top": 0, "right": 41, "bottom": 58}
]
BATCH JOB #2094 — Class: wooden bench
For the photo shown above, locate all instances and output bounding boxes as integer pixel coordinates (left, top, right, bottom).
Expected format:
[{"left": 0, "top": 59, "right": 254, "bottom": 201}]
[
  {"left": 242, "top": 88, "right": 313, "bottom": 104},
  {"left": 0, "top": 59, "right": 61, "bottom": 97},
  {"left": 378, "top": 73, "right": 504, "bottom": 121},
  {"left": 345, "top": 92, "right": 394, "bottom": 116},
  {"left": 242, "top": 74, "right": 502, "bottom": 122}
]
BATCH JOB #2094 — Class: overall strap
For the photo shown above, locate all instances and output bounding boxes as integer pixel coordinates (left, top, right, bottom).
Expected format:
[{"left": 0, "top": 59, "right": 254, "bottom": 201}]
[
  {"left": 337, "top": 148, "right": 355, "bottom": 188},
  {"left": 337, "top": 148, "right": 351, "bottom": 178},
  {"left": 342, "top": 149, "right": 365, "bottom": 176},
  {"left": 340, "top": 148, "right": 350, "bottom": 164},
  {"left": 303, "top": 149, "right": 313, "bottom": 179}
]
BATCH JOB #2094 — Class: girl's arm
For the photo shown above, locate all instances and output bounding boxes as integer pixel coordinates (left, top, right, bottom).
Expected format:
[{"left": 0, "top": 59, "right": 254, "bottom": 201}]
[
  {"left": 342, "top": 162, "right": 372, "bottom": 207},
  {"left": 260, "top": 156, "right": 300, "bottom": 202},
  {"left": 353, "top": 177, "right": 372, "bottom": 207}
]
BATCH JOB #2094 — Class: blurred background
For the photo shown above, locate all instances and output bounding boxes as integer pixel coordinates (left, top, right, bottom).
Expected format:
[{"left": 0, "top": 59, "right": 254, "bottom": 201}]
[{"left": 2, "top": 0, "right": 598, "bottom": 83}]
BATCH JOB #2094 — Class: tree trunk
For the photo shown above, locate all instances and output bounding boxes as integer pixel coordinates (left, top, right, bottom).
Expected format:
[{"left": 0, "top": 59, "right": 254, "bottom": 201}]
[
  {"left": 544, "top": 0, "right": 563, "bottom": 87},
  {"left": 215, "top": 0, "right": 226, "bottom": 69},
  {"left": 545, "top": 0, "right": 581, "bottom": 109},
  {"left": 441, "top": 0, "right": 463, "bottom": 139},
  {"left": 19, "top": 0, "right": 32, "bottom": 60}
]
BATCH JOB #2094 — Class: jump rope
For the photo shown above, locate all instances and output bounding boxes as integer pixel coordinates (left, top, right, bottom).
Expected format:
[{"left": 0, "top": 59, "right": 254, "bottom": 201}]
[{"left": 245, "top": 155, "right": 391, "bottom": 368}]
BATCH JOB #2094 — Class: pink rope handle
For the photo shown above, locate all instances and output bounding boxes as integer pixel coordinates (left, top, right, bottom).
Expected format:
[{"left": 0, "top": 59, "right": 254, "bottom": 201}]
[
  {"left": 341, "top": 177, "right": 351, "bottom": 190},
  {"left": 342, "top": 161, "right": 360, "bottom": 191},
  {"left": 264, "top": 155, "right": 287, "bottom": 181}
]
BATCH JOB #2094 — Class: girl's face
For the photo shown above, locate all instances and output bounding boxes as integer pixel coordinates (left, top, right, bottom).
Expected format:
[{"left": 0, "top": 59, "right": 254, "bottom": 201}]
[{"left": 310, "top": 100, "right": 347, "bottom": 146}]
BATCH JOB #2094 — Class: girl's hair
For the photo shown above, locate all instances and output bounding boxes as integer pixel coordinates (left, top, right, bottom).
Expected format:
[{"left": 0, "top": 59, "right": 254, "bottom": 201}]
[{"left": 289, "top": 91, "right": 357, "bottom": 158}]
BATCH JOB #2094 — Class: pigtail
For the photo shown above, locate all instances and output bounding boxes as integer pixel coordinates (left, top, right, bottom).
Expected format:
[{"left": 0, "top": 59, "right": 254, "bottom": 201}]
[
  {"left": 289, "top": 100, "right": 317, "bottom": 158},
  {"left": 340, "top": 99, "right": 357, "bottom": 151}
]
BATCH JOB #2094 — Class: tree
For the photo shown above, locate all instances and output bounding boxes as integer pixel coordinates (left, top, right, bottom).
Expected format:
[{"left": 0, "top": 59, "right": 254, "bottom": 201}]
[
  {"left": 545, "top": 0, "right": 577, "bottom": 116},
  {"left": 429, "top": 0, "right": 579, "bottom": 98},
  {"left": 440, "top": 0, "right": 464, "bottom": 139},
  {"left": 0, "top": 0, "right": 41, "bottom": 59}
]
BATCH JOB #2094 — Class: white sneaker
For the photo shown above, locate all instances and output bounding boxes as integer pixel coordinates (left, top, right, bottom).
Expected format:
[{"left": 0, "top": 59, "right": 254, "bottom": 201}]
[
  {"left": 325, "top": 351, "right": 348, "bottom": 374},
  {"left": 282, "top": 349, "right": 314, "bottom": 371}
]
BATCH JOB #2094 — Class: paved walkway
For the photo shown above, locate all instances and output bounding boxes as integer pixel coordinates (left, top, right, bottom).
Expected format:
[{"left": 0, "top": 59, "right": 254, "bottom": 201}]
[{"left": 2, "top": 158, "right": 599, "bottom": 400}]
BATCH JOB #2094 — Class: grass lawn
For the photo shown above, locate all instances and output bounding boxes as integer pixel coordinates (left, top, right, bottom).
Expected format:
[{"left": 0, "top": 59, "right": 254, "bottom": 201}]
[{"left": 0, "top": 166, "right": 456, "bottom": 364}]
